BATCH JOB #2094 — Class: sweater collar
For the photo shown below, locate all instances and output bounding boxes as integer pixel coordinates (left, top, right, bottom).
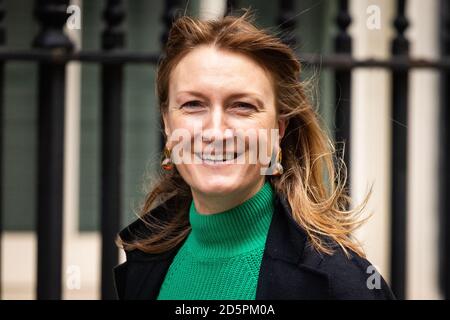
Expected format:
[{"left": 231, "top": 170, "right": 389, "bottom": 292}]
[{"left": 186, "top": 181, "right": 274, "bottom": 258}]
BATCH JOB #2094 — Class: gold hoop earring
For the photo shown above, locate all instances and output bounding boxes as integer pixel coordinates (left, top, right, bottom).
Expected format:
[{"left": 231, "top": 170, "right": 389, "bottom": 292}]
[
  {"left": 161, "top": 147, "right": 174, "bottom": 171},
  {"left": 273, "top": 148, "right": 283, "bottom": 176}
]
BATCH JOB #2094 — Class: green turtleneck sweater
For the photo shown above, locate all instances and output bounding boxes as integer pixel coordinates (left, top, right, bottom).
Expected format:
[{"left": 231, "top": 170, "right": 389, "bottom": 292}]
[{"left": 156, "top": 181, "right": 274, "bottom": 300}]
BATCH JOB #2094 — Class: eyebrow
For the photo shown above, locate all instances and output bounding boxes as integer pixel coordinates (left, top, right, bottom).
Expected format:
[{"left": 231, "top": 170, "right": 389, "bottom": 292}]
[{"left": 175, "top": 90, "right": 266, "bottom": 108}]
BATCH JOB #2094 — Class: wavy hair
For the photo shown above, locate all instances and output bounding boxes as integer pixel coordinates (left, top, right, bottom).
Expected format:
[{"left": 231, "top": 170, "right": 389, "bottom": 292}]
[{"left": 118, "top": 8, "right": 371, "bottom": 258}]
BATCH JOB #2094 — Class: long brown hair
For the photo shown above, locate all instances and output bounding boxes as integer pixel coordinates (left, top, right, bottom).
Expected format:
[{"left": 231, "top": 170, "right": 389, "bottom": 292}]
[{"left": 118, "top": 9, "right": 370, "bottom": 258}]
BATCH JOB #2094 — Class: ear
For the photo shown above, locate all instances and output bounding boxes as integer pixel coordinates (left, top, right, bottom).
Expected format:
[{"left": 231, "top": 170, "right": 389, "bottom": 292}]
[{"left": 278, "top": 116, "right": 288, "bottom": 140}]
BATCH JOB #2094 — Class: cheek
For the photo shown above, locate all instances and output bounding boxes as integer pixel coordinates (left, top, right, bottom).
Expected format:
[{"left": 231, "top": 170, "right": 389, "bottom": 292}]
[
  {"left": 165, "top": 116, "right": 201, "bottom": 150},
  {"left": 249, "top": 116, "right": 280, "bottom": 157}
]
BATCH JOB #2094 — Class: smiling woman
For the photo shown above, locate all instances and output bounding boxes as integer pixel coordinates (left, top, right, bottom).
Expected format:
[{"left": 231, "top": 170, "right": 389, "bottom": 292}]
[
  {"left": 163, "top": 44, "right": 282, "bottom": 213},
  {"left": 113, "top": 9, "right": 395, "bottom": 300}
]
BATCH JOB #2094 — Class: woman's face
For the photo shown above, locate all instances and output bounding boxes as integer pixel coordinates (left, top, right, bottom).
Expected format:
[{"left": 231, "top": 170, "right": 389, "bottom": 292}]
[{"left": 163, "top": 45, "right": 285, "bottom": 211}]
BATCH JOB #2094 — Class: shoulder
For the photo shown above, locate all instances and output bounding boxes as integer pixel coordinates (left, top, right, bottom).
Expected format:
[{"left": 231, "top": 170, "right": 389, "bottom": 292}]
[
  {"left": 301, "top": 242, "right": 396, "bottom": 300},
  {"left": 272, "top": 193, "right": 395, "bottom": 299}
]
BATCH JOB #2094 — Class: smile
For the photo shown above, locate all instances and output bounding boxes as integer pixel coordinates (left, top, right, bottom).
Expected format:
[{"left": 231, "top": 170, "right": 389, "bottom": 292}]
[{"left": 194, "top": 152, "right": 244, "bottom": 164}]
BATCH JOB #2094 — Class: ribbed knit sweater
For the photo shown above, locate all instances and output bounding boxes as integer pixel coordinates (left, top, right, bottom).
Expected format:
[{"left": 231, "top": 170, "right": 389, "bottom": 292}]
[{"left": 156, "top": 181, "right": 274, "bottom": 300}]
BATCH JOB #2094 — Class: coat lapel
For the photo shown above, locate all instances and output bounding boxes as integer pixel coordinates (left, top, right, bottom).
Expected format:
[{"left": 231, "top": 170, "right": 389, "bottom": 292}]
[
  {"left": 113, "top": 242, "right": 186, "bottom": 299},
  {"left": 255, "top": 194, "right": 330, "bottom": 299},
  {"left": 124, "top": 257, "right": 172, "bottom": 299}
]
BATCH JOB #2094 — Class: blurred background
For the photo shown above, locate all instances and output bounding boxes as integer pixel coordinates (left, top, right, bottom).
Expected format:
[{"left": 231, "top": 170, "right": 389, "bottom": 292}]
[{"left": 0, "top": 0, "right": 448, "bottom": 300}]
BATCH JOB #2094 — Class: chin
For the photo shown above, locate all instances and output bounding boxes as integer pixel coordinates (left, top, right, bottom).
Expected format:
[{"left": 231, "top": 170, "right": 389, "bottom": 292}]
[
  {"left": 198, "top": 179, "right": 239, "bottom": 195},
  {"left": 194, "top": 178, "right": 241, "bottom": 196},
  {"left": 178, "top": 164, "right": 262, "bottom": 197}
]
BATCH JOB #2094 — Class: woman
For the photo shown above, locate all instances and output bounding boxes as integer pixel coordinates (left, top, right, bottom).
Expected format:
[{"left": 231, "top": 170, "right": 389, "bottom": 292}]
[{"left": 113, "top": 10, "right": 395, "bottom": 300}]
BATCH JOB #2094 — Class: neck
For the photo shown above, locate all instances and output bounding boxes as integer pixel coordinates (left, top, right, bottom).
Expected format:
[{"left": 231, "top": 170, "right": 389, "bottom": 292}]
[
  {"left": 187, "top": 181, "right": 274, "bottom": 258},
  {"left": 191, "top": 179, "right": 265, "bottom": 214}
]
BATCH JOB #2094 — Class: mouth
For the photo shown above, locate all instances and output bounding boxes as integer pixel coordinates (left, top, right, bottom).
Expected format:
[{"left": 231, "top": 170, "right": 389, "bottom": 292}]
[{"left": 194, "top": 151, "right": 244, "bottom": 165}]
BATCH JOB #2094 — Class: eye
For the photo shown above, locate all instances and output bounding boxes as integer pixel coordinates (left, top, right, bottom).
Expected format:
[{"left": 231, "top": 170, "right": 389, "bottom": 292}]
[
  {"left": 232, "top": 102, "right": 257, "bottom": 111},
  {"left": 181, "top": 100, "right": 203, "bottom": 109}
]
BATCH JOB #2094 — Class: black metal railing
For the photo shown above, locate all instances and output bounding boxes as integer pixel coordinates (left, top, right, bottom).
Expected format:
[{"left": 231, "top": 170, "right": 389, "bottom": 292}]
[
  {"left": 439, "top": 0, "right": 450, "bottom": 300},
  {"left": 390, "top": 0, "right": 410, "bottom": 300},
  {"left": 334, "top": 0, "right": 352, "bottom": 194},
  {"left": 0, "top": 0, "right": 448, "bottom": 300},
  {"left": 100, "top": 0, "right": 125, "bottom": 300},
  {"left": 33, "top": 0, "right": 73, "bottom": 300},
  {"left": 0, "top": 0, "right": 4, "bottom": 300}
]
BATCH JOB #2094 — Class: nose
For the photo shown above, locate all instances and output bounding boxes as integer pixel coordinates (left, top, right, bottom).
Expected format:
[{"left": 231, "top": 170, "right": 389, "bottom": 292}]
[{"left": 202, "top": 104, "right": 232, "bottom": 142}]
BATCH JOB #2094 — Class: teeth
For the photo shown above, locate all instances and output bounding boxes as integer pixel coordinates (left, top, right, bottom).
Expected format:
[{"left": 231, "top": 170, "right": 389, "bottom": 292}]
[{"left": 196, "top": 153, "right": 238, "bottom": 161}]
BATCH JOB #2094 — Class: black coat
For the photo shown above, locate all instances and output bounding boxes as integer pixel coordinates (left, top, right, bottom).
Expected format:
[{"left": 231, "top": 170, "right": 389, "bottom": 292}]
[{"left": 113, "top": 192, "right": 396, "bottom": 300}]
